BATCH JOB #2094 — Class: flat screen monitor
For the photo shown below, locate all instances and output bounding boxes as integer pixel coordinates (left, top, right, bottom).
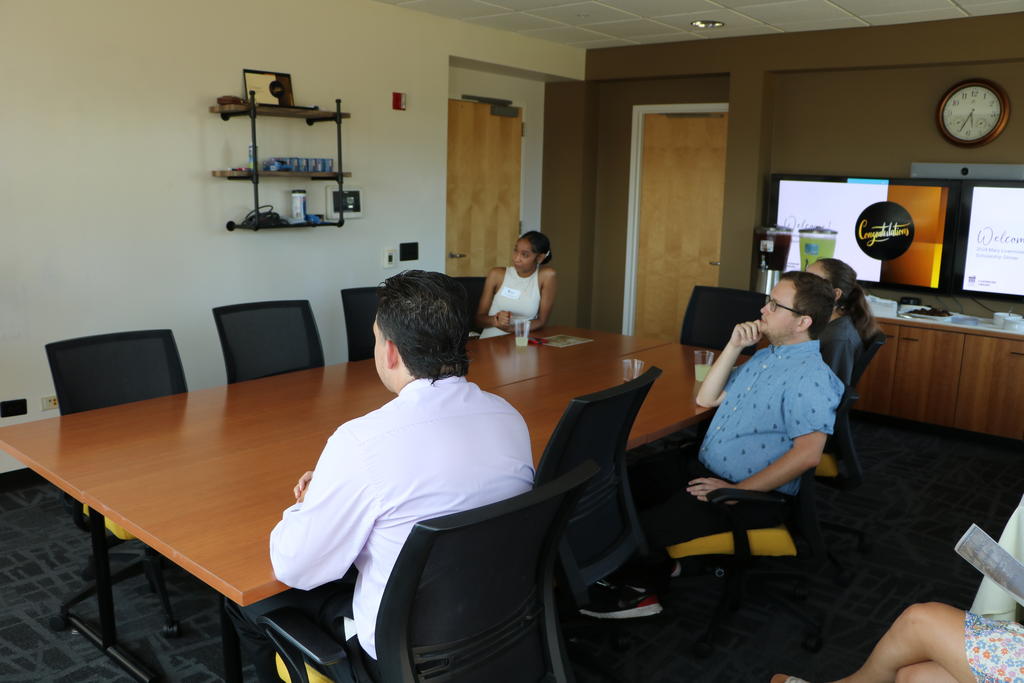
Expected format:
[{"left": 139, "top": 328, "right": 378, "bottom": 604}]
[
  {"left": 953, "top": 182, "right": 1024, "bottom": 299},
  {"left": 767, "top": 174, "right": 960, "bottom": 292}
]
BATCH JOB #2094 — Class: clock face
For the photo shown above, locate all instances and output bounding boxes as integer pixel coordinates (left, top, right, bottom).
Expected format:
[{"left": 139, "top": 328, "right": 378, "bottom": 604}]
[{"left": 939, "top": 81, "right": 1009, "bottom": 145}]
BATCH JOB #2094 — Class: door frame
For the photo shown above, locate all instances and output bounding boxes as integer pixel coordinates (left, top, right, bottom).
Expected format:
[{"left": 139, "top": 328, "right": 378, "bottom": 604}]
[{"left": 621, "top": 102, "right": 729, "bottom": 334}]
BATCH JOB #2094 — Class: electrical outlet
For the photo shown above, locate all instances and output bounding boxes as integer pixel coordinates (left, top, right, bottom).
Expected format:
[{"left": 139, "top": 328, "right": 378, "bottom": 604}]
[
  {"left": 41, "top": 396, "right": 59, "bottom": 411},
  {"left": 382, "top": 248, "right": 396, "bottom": 268}
]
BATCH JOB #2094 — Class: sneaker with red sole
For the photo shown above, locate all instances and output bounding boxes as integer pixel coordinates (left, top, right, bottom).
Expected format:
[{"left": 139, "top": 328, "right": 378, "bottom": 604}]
[{"left": 578, "top": 579, "right": 663, "bottom": 619}]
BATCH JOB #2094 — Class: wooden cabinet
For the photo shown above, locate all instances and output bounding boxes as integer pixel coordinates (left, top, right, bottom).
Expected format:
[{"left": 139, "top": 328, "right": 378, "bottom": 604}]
[
  {"left": 954, "top": 335, "right": 1024, "bottom": 439},
  {"left": 855, "top": 322, "right": 899, "bottom": 415},
  {"left": 888, "top": 327, "right": 965, "bottom": 427},
  {"left": 855, "top": 317, "right": 1024, "bottom": 439}
]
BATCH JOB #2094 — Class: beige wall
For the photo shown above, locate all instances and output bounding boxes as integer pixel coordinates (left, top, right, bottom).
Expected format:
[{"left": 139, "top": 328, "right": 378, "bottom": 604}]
[
  {"left": 544, "top": 12, "right": 1024, "bottom": 331},
  {"left": 0, "top": 0, "right": 583, "bottom": 472}
]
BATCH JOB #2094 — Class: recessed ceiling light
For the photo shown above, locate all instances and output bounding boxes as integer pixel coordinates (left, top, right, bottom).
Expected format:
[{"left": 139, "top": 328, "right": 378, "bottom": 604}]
[{"left": 690, "top": 19, "right": 725, "bottom": 29}]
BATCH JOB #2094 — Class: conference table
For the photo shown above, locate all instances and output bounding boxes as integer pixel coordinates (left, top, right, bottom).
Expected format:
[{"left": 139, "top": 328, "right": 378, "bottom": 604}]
[{"left": 0, "top": 327, "right": 714, "bottom": 681}]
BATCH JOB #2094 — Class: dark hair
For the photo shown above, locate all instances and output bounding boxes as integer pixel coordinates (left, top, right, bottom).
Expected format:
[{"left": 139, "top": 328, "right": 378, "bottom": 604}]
[
  {"left": 779, "top": 271, "right": 836, "bottom": 339},
  {"left": 812, "top": 258, "right": 881, "bottom": 342},
  {"left": 375, "top": 270, "right": 469, "bottom": 380},
  {"left": 519, "top": 231, "right": 552, "bottom": 265}
]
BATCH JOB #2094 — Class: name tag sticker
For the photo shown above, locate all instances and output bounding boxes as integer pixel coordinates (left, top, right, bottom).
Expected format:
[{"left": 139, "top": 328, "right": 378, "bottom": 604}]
[{"left": 501, "top": 287, "right": 522, "bottom": 300}]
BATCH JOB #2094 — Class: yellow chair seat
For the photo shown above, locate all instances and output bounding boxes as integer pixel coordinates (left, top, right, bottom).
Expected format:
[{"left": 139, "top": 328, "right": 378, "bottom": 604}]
[
  {"left": 275, "top": 653, "right": 333, "bottom": 683},
  {"left": 666, "top": 524, "right": 797, "bottom": 558},
  {"left": 815, "top": 451, "right": 839, "bottom": 478},
  {"left": 82, "top": 504, "right": 135, "bottom": 541}
]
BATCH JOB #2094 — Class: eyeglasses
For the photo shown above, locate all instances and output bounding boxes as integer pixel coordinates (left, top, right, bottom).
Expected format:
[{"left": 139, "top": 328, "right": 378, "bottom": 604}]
[{"left": 764, "top": 296, "right": 805, "bottom": 316}]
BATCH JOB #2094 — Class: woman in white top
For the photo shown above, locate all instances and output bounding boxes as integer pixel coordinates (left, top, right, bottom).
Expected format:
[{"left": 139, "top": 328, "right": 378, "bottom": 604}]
[{"left": 476, "top": 231, "right": 557, "bottom": 339}]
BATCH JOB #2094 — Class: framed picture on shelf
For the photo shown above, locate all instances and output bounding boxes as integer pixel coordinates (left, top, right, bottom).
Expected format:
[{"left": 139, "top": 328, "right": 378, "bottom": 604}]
[{"left": 242, "top": 69, "right": 294, "bottom": 107}]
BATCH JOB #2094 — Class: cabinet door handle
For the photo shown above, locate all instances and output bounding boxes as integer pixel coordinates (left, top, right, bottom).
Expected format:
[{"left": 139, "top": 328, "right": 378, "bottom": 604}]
[
  {"left": 1011, "top": 351, "right": 1024, "bottom": 357},
  {"left": 448, "top": 252, "right": 467, "bottom": 259},
  {"left": 902, "top": 337, "right": 919, "bottom": 342}
]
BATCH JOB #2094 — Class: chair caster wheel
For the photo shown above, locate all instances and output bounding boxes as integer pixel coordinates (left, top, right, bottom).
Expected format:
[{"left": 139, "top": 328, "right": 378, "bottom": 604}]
[
  {"left": 50, "top": 614, "right": 70, "bottom": 632},
  {"left": 691, "top": 640, "right": 713, "bottom": 658},
  {"left": 802, "top": 634, "right": 823, "bottom": 653},
  {"left": 162, "top": 622, "right": 181, "bottom": 638}
]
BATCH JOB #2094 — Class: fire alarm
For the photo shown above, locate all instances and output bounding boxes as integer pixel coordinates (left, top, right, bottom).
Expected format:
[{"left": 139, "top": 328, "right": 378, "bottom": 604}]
[{"left": 392, "top": 92, "right": 407, "bottom": 111}]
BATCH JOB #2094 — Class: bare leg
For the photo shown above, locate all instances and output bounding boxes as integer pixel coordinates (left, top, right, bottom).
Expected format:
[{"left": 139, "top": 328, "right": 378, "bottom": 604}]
[
  {"left": 831, "top": 603, "right": 975, "bottom": 683},
  {"left": 893, "top": 662, "right": 960, "bottom": 683}
]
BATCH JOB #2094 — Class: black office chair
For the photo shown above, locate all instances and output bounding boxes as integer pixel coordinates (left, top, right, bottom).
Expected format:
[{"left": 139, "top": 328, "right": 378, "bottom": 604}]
[
  {"left": 534, "top": 368, "right": 662, "bottom": 611},
  {"left": 849, "top": 330, "right": 886, "bottom": 388},
  {"left": 665, "top": 466, "right": 827, "bottom": 657},
  {"left": 213, "top": 300, "right": 324, "bottom": 383},
  {"left": 259, "top": 461, "right": 599, "bottom": 683},
  {"left": 454, "top": 276, "right": 487, "bottom": 333},
  {"left": 680, "top": 285, "right": 765, "bottom": 354},
  {"left": 45, "top": 329, "right": 187, "bottom": 637},
  {"left": 340, "top": 287, "right": 378, "bottom": 362}
]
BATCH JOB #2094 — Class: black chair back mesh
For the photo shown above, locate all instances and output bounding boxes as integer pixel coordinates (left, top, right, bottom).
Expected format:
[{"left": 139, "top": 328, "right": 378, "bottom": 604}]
[
  {"left": 454, "top": 276, "right": 487, "bottom": 332},
  {"left": 849, "top": 330, "right": 886, "bottom": 389},
  {"left": 375, "top": 462, "right": 597, "bottom": 683},
  {"left": 341, "top": 287, "right": 378, "bottom": 362},
  {"left": 534, "top": 367, "right": 661, "bottom": 607},
  {"left": 212, "top": 300, "right": 324, "bottom": 384},
  {"left": 45, "top": 329, "right": 187, "bottom": 415},
  {"left": 680, "top": 285, "right": 765, "bottom": 354}
]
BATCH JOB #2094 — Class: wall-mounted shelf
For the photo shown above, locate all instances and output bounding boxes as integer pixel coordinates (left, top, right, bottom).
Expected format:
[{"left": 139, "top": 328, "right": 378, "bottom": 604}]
[
  {"left": 212, "top": 170, "right": 353, "bottom": 180},
  {"left": 212, "top": 94, "right": 349, "bottom": 231},
  {"left": 209, "top": 103, "right": 351, "bottom": 125}
]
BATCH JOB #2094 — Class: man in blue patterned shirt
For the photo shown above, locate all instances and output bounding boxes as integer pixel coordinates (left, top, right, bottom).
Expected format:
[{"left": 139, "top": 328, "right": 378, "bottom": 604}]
[{"left": 640, "top": 271, "right": 844, "bottom": 546}]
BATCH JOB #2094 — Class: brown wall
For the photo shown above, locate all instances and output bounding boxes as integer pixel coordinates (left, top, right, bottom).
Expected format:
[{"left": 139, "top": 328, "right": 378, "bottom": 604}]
[{"left": 542, "top": 12, "right": 1024, "bottom": 330}]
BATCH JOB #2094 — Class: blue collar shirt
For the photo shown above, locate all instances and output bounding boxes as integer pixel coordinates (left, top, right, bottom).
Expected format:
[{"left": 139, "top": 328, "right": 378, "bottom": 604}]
[{"left": 698, "top": 340, "right": 843, "bottom": 495}]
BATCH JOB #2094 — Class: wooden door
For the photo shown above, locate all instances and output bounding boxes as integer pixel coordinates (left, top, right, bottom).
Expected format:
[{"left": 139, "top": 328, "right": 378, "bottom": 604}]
[
  {"left": 889, "top": 327, "right": 965, "bottom": 426},
  {"left": 633, "top": 112, "right": 727, "bottom": 341},
  {"left": 955, "top": 335, "right": 1024, "bottom": 438},
  {"left": 854, "top": 322, "right": 899, "bottom": 414},
  {"left": 445, "top": 99, "right": 522, "bottom": 277}
]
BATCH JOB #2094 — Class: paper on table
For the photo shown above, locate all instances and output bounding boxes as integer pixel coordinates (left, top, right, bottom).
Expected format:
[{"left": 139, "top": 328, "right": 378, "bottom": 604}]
[
  {"left": 957, "top": 523, "right": 1024, "bottom": 610},
  {"left": 541, "top": 335, "right": 593, "bottom": 348}
]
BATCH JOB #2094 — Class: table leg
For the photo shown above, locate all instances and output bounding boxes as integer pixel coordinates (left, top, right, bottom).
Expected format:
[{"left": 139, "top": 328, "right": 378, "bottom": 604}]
[
  {"left": 62, "top": 507, "right": 159, "bottom": 682},
  {"left": 221, "top": 596, "right": 244, "bottom": 683}
]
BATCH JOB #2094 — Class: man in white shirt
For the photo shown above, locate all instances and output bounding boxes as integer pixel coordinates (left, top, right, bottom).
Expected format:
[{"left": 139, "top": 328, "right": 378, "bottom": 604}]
[{"left": 227, "top": 270, "right": 535, "bottom": 681}]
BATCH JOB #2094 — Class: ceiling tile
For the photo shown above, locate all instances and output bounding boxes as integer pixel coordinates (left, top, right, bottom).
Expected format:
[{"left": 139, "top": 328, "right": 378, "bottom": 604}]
[
  {"left": 582, "top": 18, "right": 679, "bottom": 36},
  {"left": 830, "top": 0, "right": 955, "bottom": 13},
  {"left": 772, "top": 16, "right": 868, "bottom": 29},
  {"left": 467, "top": 12, "right": 564, "bottom": 29},
  {"left": 733, "top": 0, "right": 855, "bottom": 23},
  {"left": 397, "top": 0, "right": 511, "bottom": 19},
  {"left": 482, "top": 0, "right": 582, "bottom": 9},
  {"left": 656, "top": 7, "right": 770, "bottom": 29},
  {"left": 629, "top": 30, "right": 706, "bottom": 42},
  {"left": 519, "top": 24, "right": 614, "bottom": 40},
  {"left": 528, "top": 1, "right": 638, "bottom": 24},
  {"left": 961, "top": 0, "right": 1024, "bottom": 12},
  {"left": 683, "top": 23, "right": 785, "bottom": 36},
  {"left": 568, "top": 37, "right": 636, "bottom": 47},
  {"left": 860, "top": 7, "right": 967, "bottom": 24},
  {"left": 596, "top": 0, "right": 721, "bottom": 17}
]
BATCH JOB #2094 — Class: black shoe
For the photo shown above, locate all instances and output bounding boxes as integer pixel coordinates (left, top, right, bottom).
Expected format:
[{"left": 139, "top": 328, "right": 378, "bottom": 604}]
[{"left": 578, "top": 579, "right": 663, "bottom": 619}]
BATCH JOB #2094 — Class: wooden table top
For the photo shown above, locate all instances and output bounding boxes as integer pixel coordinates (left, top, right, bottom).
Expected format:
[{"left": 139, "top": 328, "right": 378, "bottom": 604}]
[{"left": 0, "top": 327, "right": 711, "bottom": 605}]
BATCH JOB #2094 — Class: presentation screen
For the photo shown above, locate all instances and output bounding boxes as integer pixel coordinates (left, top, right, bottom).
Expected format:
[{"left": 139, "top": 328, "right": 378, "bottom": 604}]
[
  {"left": 767, "top": 175, "right": 959, "bottom": 292},
  {"left": 956, "top": 183, "right": 1024, "bottom": 298}
]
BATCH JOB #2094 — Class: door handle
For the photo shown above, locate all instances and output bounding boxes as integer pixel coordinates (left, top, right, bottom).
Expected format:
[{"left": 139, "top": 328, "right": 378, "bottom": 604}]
[{"left": 448, "top": 252, "right": 467, "bottom": 259}]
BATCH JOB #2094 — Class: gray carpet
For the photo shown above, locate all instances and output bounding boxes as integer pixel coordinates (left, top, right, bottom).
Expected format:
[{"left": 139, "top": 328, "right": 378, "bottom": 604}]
[{"left": 1, "top": 417, "right": 1021, "bottom": 682}]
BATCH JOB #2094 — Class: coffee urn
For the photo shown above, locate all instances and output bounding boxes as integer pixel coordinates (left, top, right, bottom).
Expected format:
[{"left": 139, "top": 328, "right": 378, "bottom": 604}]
[{"left": 754, "top": 226, "right": 793, "bottom": 295}]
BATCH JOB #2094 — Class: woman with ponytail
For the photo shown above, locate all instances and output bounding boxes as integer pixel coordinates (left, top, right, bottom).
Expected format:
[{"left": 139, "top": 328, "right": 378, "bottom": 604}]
[
  {"left": 476, "top": 231, "right": 558, "bottom": 339},
  {"left": 806, "top": 258, "right": 881, "bottom": 385}
]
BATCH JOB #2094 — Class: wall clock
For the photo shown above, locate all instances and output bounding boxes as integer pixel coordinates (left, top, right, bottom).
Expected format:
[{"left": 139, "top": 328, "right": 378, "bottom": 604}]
[{"left": 937, "top": 79, "right": 1009, "bottom": 147}]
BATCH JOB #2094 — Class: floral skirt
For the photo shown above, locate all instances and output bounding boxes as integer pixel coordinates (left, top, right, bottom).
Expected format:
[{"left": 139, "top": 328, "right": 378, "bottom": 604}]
[{"left": 966, "top": 611, "right": 1024, "bottom": 683}]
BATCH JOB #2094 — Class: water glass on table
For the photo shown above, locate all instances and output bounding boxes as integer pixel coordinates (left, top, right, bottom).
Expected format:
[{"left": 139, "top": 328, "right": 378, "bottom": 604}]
[
  {"left": 693, "top": 350, "right": 715, "bottom": 382},
  {"left": 513, "top": 318, "right": 530, "bottom": 347},
  {"left": 621, "top": 358, "right": 645, "bottom": 382}
]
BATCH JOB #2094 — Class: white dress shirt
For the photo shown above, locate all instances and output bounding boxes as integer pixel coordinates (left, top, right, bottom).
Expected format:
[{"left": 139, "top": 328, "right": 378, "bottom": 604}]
[{"left": 269, "top": 375, "right": 535, "bottom": 659}]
